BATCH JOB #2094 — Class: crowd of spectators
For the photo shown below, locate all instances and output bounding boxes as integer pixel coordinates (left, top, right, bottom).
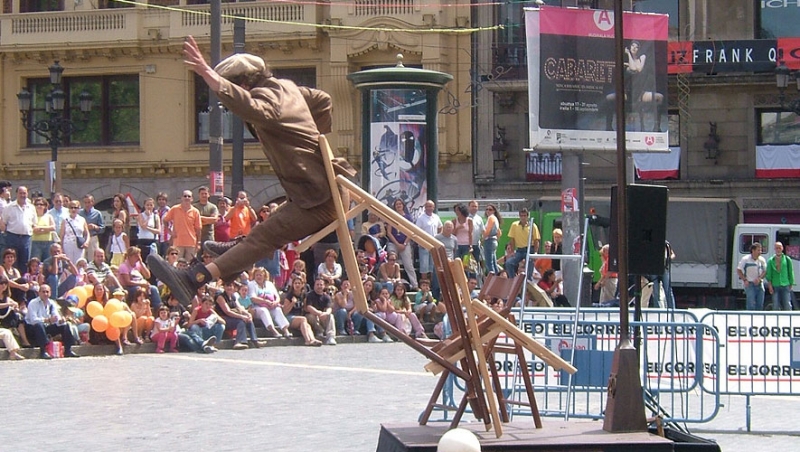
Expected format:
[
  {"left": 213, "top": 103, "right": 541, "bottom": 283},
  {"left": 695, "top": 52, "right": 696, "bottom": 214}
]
[{"left": 0, "top": 180, "right": 509, "bottom": 360}]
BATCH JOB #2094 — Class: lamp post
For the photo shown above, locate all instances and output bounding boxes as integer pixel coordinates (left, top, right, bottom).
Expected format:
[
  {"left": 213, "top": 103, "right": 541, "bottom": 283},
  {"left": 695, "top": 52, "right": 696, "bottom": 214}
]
[
  {"left": 17, "top": 60, "right": 93, "bottom": 197},
  {"left": 775, "top": 61, "right": 800, "bottom": 115}
]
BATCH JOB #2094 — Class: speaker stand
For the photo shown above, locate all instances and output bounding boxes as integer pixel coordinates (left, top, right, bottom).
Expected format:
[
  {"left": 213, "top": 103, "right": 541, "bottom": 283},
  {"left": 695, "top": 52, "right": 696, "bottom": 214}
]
[{"left": 603, "top": 339, "right": 648, "bottom": 433}]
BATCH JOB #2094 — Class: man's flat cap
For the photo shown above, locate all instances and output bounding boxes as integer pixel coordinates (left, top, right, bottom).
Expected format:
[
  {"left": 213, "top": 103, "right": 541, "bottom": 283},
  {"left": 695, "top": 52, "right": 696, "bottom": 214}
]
[{"left": 213, "top": 54, "right": 266, "bottom": 79}]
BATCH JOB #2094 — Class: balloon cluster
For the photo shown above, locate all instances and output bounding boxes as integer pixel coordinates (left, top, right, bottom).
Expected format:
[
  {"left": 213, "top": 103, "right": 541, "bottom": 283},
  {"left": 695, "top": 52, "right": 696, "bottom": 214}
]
[{"left": 86, "top": 299, "right": 133, "bottom": 341}]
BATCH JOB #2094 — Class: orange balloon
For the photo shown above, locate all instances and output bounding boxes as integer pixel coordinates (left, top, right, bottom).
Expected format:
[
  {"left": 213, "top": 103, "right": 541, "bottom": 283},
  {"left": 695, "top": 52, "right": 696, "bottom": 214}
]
[
  {"left": 86, "top": 301, "right": 104, "bottom": 318},
  {"left": 91, "top": 315, "right": 109, "bottom": 333},
  {"left": 105, "top": 326, "right": 120, "bottom": 341},
  {"left": 104, "top": 299, "right": 124, "bottom": 318}
]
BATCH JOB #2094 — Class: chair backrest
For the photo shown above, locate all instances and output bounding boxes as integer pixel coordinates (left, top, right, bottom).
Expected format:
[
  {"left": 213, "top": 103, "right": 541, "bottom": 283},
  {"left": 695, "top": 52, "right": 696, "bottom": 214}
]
[{"left": 477, "top": 273, "right": 525, "bottom": 311}]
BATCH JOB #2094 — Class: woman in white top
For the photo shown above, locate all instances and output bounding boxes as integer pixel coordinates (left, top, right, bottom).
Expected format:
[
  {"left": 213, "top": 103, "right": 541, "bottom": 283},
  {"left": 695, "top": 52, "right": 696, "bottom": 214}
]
[
  {"left": 248, "top": 267, "right": 292, "bottom": 338},
  {"left": 60, "top": 200, "right": 89, "bottom": 264},
  {"left": 136, "top": 197, "right": 160, "bottom": 262}
]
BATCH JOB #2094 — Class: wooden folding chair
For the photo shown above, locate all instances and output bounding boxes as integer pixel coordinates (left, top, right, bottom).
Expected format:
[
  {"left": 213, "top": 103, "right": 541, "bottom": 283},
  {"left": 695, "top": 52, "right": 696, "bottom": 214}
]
[{"left": 299, "top": 135, "right": 575, "bottom": 438}]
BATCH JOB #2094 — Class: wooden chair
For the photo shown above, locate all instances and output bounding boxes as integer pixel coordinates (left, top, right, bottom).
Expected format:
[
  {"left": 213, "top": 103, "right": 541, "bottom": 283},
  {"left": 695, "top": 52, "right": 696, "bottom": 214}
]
[{"left": 298, "top": 135, "right": 576, "bottom": 438}]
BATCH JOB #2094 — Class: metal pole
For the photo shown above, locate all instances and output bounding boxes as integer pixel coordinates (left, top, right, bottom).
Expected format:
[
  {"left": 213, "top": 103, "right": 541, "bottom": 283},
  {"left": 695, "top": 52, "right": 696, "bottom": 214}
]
[
  {"left": 603, "top": 0, "right": 647, "bottom": 433},
  {"left": 208, "top": 0, "right": 224, "bottom": 198},
  {"left": 231, "top": 18, "right": 246, "bottom": 198}
]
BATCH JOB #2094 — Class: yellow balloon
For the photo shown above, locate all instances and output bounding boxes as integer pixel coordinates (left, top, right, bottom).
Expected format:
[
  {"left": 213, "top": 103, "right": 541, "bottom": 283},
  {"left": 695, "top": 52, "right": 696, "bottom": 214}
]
[
  {"left": 121, "top": 311, "right": 133, "bottom": 328},
  {"left": 80, "top": 285, "right": 94, "bottom": 308},
  {"left": 109, "top": 310, "right": 131, "bottom": 328},
  {"left": 103, "top": 299, "right": 124, "bottom": 318},
  {"left": 86, "top": 301, "right": 104, "bottom": 318},
  {"left": 91, "top": 315, "right": 109, "bottom": 333}
]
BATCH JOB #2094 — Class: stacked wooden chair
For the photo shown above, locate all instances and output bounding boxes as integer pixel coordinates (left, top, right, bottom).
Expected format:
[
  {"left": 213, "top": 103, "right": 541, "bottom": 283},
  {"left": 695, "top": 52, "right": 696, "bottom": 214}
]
[{"left": 296, "top": 135, "right": 577, "bottom": 438}]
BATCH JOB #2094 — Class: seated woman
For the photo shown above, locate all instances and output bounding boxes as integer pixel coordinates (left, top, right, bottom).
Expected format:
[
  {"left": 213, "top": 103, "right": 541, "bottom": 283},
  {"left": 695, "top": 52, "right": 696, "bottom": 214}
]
[
  {"left": 316, "top": 248, "right": 342, "bottom": 289},
  {"left": 85, "top": 283, "right": 129, "bottom": 355},
  {"left": 214, "top": 281, "right": 259, "bottom": 349},
  {"left": 377, "top": 251, "right": 405, "bottom": 294},
  {"left": 538, "top": 269, "right": 570, "bottom": 308},
  {"left": 1, "top": 249, "right": 31, "bottom": 303},
  {"left": 248, "top": 267, "right": 292, "bottom": 338},
  {"left": 390, "top": 284, "right": 428, "bottom": 339},
  {"left": 0, "top": 323, "right": 25, "bottom": 360},
  {"left": 333, "top": 279, "right": 380, "bottom": 343},
  {"left": 0, "top": 277, "right": 31, "bottom": 348},
  {"left": 372, "top": 287, "right": 407, "bottom": 342},
  {"left": 281, "top": 275, "right": 322, "bottom": 346}
]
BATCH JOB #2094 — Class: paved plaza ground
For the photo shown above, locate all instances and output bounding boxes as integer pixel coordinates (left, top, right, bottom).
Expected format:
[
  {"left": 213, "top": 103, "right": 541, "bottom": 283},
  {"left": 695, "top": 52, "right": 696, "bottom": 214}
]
[{"left": 4, "top": 342, "right": 800, "bottom": 451}]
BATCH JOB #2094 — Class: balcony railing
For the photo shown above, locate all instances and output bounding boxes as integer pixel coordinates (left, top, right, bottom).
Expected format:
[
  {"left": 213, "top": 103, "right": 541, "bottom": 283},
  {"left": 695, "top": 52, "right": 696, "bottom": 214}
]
[
  {"left": 492, "top": 42, "right": 528, "bottom": 80},
  {"left": 0, "top": 2, "right": 319, "bottom": 47},
  {"left": 330, "top": 0, "right": 438, "bottom": 28},
  {"left": 526, "top": 152, "right": 562, "bottom": 182}
]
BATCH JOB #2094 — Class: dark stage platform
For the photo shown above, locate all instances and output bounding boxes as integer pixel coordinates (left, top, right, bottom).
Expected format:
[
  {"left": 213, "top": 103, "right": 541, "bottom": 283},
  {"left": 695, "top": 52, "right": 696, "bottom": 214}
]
[{"left": 376, "top": 421, "right": 721, "bottom": 452}]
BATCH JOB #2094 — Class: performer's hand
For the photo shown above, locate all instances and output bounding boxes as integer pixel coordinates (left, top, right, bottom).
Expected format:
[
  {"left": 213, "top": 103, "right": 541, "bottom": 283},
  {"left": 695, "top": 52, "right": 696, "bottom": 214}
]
[{"left": 183, "top": 35, "right": 222, "bottom": 93}]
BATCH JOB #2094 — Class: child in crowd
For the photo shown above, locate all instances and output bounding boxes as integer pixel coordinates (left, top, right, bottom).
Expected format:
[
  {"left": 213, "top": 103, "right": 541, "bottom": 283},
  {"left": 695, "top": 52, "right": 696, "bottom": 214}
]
[
  {"left": 151, "top": 306, "right": 179, "bottom": 353},
  {"left": 108, "top": 219, "right": 130, "bottom": 267},
  {"left": 130, "top": 287, "right": 154, "bottom": 344},
  {"left": 283, "top": 259, "right": 307, "bottom": 292},
  {"left": 414, "top": 279, "right": 438, "bottom": 322},
  {"left": 74, "top": 258, "right": 89, "bottom": 288},
  {"left": 390, "top": 284, "right": 428, "bottom": 339},
  {"left": 166, "top": 292, "right": 190, "bottom": 328}
]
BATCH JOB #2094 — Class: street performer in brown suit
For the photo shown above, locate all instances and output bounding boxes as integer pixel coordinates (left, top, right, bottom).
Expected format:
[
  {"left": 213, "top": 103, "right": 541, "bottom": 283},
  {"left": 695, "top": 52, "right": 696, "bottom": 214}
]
[{"left": 148, "top": 36, "right": 356, "bottom": 304}]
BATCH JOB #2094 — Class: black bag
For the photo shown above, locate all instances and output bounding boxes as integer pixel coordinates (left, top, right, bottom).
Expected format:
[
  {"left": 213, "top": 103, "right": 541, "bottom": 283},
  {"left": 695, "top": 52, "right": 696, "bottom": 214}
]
[{"left": 67, "top": 219, "right": 86, "bottom": 248}]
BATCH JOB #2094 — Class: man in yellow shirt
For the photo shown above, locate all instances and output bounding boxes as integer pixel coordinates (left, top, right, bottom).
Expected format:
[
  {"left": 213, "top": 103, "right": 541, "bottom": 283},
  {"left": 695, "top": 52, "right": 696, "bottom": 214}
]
[{"left": 504, "top": 208, "right": 539, "bottom": 278}]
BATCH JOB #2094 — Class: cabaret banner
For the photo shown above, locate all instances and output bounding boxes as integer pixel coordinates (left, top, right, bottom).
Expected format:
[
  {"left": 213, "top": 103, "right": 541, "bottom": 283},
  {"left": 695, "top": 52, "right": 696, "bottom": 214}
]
[
  {"left": 526, "top": 7, "right": 669, "bottom": 152},
  {"left": 369, "top": 89, "right": 428, "bottom": 218}
]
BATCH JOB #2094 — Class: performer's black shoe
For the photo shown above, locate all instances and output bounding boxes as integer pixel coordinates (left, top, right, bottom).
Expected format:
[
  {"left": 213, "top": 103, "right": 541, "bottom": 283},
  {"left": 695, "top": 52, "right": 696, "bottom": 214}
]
[
  {"left": 202, "top": 236, "right": 244, "bottom": 258},
  {"left": 147, "top": 253, "right": 211, "bottom": 306}
]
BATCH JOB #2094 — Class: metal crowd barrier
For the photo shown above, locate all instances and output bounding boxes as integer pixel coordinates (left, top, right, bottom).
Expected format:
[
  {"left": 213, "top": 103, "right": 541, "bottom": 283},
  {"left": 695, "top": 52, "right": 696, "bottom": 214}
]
[
  {"left": 429, "top": 308, "right": 800, "bottom": 432},
  {"left": 494, "top": 308, "right": 722, "bottom": 426},
  {"left": 698, "top": 310, "right": 800, "bottom": 431}
]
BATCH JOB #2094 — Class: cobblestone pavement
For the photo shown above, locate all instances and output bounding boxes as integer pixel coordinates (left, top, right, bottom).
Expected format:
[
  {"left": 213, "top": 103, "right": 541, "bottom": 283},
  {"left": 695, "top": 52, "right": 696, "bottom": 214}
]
[{"left": 3, "top": 342, "right": 800, "bottom": 451}]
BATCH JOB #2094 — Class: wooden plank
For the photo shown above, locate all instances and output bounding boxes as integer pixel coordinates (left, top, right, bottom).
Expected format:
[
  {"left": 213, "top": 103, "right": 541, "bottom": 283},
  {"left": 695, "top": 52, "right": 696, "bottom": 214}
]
[
  {"left": 424, "top": 323, "right": 506, "bottom": 375},
  {"left": 471, "top": 301, "right": 577, "bottom": 374},
  {"left": 294, "top": 200, "right": 368, "bottom": 253},
  {"left": 335, "top": 176, "right": 440, "bottom": 250},
  {"left": 318, "top": 135, "right": 369, "bottom": 314},
  {"left": 450, "top": 260, "right": 503, "bottom": 437}
]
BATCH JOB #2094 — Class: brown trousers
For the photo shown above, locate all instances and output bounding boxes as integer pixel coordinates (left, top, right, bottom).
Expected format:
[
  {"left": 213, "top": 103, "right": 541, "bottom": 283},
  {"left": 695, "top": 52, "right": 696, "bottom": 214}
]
[{"left": 213, "top": 197, "right": 338, "bottom": 279}]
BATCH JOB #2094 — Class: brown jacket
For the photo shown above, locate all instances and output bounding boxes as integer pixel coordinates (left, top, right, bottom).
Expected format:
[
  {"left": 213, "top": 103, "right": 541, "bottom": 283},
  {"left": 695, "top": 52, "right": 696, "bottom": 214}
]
[{"left": 217, "top": 77, "right": 356, "bottom": 209}]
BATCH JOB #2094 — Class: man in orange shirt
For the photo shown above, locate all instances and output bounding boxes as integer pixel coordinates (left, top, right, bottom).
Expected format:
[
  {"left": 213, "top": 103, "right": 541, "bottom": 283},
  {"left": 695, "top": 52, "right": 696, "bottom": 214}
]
[
  {"left": 163, "top": 190, "right": 202, "bottom": 260},
  {"left": 226, "top": 191, "right": 257, "bottom": 238}
]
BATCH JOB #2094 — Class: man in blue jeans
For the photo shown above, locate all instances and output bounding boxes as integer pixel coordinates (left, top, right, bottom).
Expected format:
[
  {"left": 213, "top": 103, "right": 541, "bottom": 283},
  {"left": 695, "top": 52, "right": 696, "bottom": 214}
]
[
  {"left": 1, "top": 186, "right": 36, "bottom": 274},
  {"left": 737, "top": 242, "right": 767, "bottom": 311},
  {"left": 766, "top": 241, "right": 795, "bottom": 311}
]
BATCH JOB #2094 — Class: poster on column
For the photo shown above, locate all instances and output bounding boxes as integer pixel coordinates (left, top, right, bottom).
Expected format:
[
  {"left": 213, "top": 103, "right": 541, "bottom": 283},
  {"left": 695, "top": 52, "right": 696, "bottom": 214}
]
[
  {"left": 369, "top": 89, "right": 428, "bottom": 219},
  {"left": 526, "top": 7, "right": 669, "bottom": 152}
]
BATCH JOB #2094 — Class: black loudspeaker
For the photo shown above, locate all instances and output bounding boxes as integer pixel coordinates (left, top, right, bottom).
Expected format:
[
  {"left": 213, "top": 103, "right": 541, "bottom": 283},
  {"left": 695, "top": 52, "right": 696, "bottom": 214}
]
[{"left": 608, "top": 184, "right": 668, "bottom": 275}]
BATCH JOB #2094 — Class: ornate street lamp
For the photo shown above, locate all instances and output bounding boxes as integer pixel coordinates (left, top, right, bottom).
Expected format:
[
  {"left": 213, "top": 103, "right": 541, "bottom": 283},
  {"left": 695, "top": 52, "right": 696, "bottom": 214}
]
[
  {"left": 17, "top": 60, "right": 93, "bottom": 197},
  {"left": 775, "top": 62, "right": 800, "bottom": 115}
]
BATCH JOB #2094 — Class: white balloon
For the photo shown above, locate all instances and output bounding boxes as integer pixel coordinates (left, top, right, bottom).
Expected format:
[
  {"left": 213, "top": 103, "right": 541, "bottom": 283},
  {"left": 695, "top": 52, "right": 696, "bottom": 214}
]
[{"left": 437, "top": 428, "right": 481, "bottom": 452}]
